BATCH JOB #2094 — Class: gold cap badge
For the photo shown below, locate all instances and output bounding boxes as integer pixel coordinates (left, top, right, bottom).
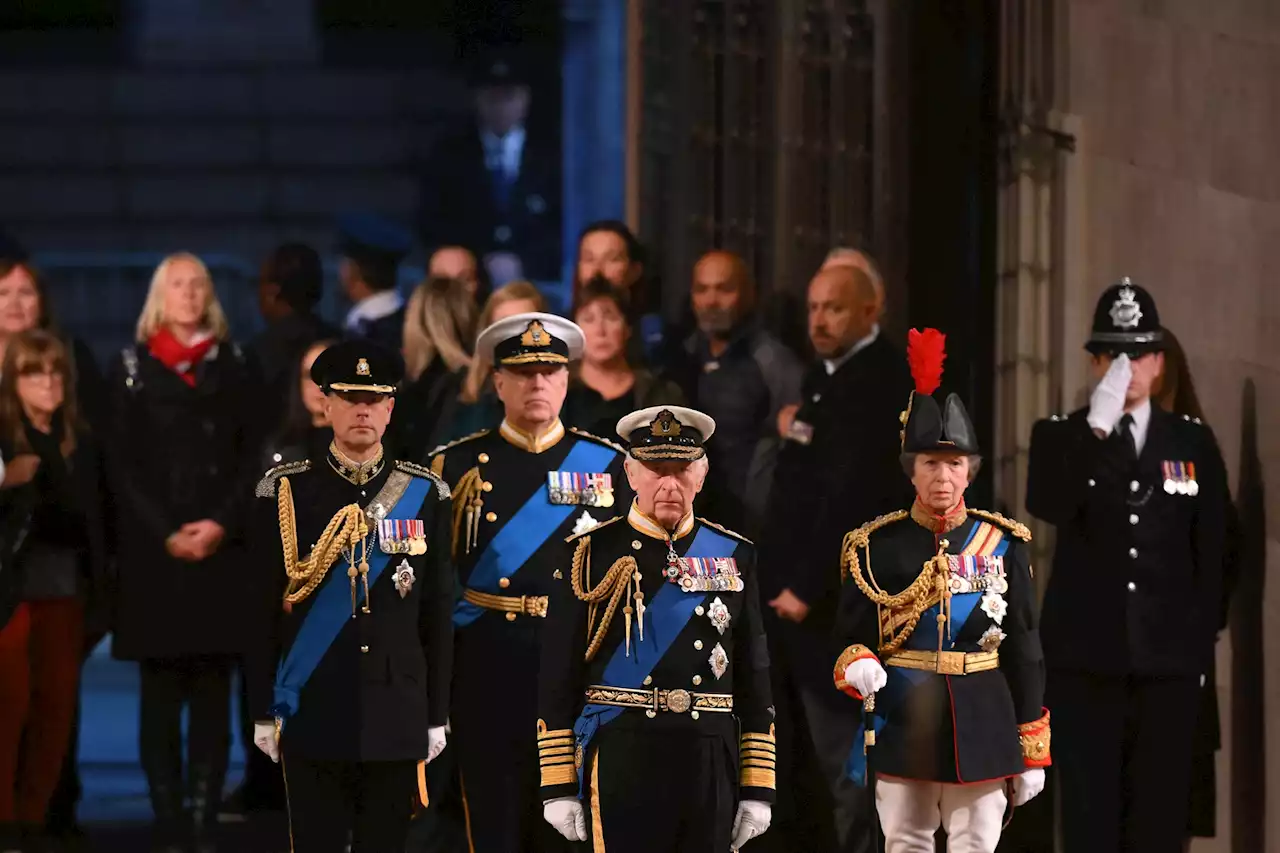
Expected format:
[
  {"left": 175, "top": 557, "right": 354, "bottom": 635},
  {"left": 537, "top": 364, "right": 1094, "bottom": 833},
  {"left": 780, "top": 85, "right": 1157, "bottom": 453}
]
[
  {"left": 651, "top": 409, "right": 681, "bottom": 436},
  {"left": 520, "top": 320, "right": 549, "bottom": 347},
  {"left": 356, "top": 358, "right": 370, "bottom": 376}
]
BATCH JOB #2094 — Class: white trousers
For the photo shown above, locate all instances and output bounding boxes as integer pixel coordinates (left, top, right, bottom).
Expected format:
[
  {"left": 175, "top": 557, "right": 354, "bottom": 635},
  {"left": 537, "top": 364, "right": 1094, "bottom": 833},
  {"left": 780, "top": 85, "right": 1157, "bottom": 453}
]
[{"left": 875, "top": 777, "right": 1007, "bottom": 853}]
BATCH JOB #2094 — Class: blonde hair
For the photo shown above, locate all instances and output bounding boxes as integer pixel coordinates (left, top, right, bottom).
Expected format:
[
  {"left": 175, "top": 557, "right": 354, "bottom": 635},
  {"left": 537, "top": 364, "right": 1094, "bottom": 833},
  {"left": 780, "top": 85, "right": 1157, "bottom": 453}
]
[
  {"left": 403, "top": 276, "right": 477, "bottom": 381},
  {"left": 0, "top": 329, "right": 81, "bottom": 458},
  {"left": 459, "top": 280, "right": 547, "bottom": 404},
  {"left": 134, "top": 252, "right": 231, "bottom": 343}
]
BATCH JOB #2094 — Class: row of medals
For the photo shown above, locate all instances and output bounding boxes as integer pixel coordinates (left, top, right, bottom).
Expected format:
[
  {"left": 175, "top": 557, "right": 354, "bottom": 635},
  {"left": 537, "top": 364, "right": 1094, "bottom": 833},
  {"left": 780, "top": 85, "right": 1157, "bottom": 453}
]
[
  {"left": 381, "top": 533, "right": 427, "bottom": 555},
  {"left": 663, "top": 548, "right": 744, "bottom": 593}
]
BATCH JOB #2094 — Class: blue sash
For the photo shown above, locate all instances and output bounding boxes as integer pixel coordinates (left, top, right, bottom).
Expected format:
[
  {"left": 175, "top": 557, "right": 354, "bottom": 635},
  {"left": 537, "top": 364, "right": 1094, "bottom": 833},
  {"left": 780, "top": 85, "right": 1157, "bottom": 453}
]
[
  {"left": 844, "top": 523, "right": 1011, "bottom": 785},
  {"left": 571, "top": 524, "right": 736, "bottom": 796},
  {"left": 453, "top": 439, "right": 617, "bottom": 627},
  {"left": 272, "top": 475, "right": 435, "bottom": 722}
]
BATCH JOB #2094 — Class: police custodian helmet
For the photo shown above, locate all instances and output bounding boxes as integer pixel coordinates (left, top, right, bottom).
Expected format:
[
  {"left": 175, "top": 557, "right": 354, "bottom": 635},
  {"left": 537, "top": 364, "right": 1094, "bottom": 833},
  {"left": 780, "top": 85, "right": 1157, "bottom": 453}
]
[{"left": 1085, "top": 277, "right": 1165, "bottom": 357}]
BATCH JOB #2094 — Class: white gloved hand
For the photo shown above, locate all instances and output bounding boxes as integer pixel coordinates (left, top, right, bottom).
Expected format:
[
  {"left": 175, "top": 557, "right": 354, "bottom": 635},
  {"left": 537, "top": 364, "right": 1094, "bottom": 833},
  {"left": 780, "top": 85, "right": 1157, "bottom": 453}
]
[
  {"left": 543, "top": 796, "right": 587, "bottom": 842},
  {"left": 730, "top": 799, "right": 772, "bottom": 849},
  {"left": 1086, "top": 353, "right": 1132, "bottom": 435},
  {"left": 426, "top": 726, "right": 447, "bottom": 764},
  {"left": 1011, "top": 768, "right": 1045, "bottom": 806},
  {"left": 253, "top": 721, "right": 279, "bottom": 764},
  {"left": 843, "top": 658, "right": 888, "bottom": 698}
]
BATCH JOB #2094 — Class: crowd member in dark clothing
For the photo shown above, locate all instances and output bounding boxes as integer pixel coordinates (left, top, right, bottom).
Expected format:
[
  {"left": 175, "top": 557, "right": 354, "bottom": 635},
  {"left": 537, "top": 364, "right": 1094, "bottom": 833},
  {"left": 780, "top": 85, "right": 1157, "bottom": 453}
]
[
  {"left": 572, "top": 220, "right": 665, "bottom": 365},
  {"left": 339, "top": 213, "right": 412, "bottom": 349},
  {"left": 249, "top": 243, "right": 338, "bottom": 420},
  {"left": 0, "top": 331, "right": 109, "bottom": 853},
  {"left": 107, "top": 252, "right": 262, "bottom": 852},
  {"left": 392, "top": 276, "right": 476, "bottom": 461},
  {"left": 569, "top": 277, "right": 684, "bottom": 436},
  {"left": 756, "top": 263, "right": 911, "bottom": 853},
  {"left": 669, "top": 250, "right": 802, "bottom": 533}
]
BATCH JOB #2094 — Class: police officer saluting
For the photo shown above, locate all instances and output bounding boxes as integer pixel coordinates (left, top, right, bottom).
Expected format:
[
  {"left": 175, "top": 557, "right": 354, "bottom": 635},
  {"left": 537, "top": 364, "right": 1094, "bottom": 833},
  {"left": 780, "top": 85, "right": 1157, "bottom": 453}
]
[
  {"left": 537, "top": 406, "right": 775, "bottom": 852},
  {"left": 834, "top": 329, "right": 1048, "bottom": 852},
  {"left": 1027, "top": 280, "right": 1228, "bottom": 853},
  {"left": 430, "top": 312, "right": 626, "bottom": 852},
  {"left": 247, "top": 340, "right": 454, "bottom": 852}
]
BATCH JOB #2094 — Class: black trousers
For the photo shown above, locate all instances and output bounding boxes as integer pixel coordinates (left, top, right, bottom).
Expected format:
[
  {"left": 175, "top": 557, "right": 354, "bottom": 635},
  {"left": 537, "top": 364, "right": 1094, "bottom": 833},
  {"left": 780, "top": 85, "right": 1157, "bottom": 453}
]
[
  {"left": 1049, "top": 670, "right": 1199, "bottom": 853},
  {"left": 585, "top": 726, "right": 736, "bottom": 853},
  {"left": 138, "top": 656, "right": 233, "bottom": 821},
  {"left": 282, "top": 752, "right": 417, "bottom": 853}
]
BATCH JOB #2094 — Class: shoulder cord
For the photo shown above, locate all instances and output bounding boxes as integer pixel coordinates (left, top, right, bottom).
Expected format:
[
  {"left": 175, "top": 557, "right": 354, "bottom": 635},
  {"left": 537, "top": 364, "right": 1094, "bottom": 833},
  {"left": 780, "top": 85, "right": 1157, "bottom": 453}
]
[
  {"left": 277, "top": 476, "right": 370, "bottom": 615},
  {"left": 570, "top": 536, "right": 639, "bottom": 662}
]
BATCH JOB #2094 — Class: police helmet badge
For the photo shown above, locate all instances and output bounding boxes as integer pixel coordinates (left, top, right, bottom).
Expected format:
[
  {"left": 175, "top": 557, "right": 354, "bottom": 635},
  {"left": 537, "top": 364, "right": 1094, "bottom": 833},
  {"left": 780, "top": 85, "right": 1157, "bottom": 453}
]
[{"left": 1108, "top": 279, "right": 1143, "bottom": 330}]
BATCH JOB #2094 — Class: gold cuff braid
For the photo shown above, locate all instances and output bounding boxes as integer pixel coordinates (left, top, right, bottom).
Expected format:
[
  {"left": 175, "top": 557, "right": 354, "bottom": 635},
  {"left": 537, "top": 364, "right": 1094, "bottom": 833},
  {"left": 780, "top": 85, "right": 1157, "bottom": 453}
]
[
  {"left": 537, "top": 719, "right": 578, "bottom": 787},
  {"left": 740, "top": 726, "right": 777, "bottom": 790}
]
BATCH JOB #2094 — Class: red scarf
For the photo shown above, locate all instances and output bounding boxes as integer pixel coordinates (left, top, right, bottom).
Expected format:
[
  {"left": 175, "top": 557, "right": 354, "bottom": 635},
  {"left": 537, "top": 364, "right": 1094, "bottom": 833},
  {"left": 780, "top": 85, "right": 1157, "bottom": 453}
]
[{"left": 148, "top": 327, "right": 217, "bottom": 387}]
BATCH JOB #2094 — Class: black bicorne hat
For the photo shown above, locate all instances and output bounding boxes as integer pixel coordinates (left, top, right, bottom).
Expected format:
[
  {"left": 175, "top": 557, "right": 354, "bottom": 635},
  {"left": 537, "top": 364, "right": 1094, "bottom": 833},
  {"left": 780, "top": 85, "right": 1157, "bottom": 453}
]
[
  {"left": 1085, "top": 277, "right": 1164, "bottom": 356},
  {"left": 900, "top": 328, "right": 980, "bottom": 455},
  {"left": 617, "top": 406, "right": 716, "bottom": 462},
  {"left": 310, "top": 339, "right": 403, "bottom": 395}
]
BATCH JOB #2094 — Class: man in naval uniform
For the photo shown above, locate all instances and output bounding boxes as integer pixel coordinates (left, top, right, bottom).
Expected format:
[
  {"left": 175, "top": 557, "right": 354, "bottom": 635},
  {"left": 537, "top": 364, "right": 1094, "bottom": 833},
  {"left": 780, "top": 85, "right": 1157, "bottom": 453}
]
[
  {"left": 1026, "top": 280, "right": 1228, "bottom": 853},
  {"left": 834, "top": 328, "right": 1049, "bottom": 853},
  {"left": 246, "top": 340, "right": 454, "bottom": 852},
  {"left": 537, "top": 405, "right": 775, "bottom": 852},
  {"left": 429, "top": 312, "right": 627, "bottom": 852}
]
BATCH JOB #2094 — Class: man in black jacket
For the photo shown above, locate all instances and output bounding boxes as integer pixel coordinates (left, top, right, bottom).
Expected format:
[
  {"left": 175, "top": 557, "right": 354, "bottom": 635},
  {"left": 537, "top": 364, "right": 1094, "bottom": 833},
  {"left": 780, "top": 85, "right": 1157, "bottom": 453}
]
[
  {"left": 339, "top": 214, "right": 411, "bottom": 350},
  {"left": 248, "top": 341, "right": 454, "bottom": 852},
  {"left": 757, "top": 263, "right": 911, "bottom": 853},
  {"left": 1026, "top": 279, "right": 1229, "bottom": 853}
]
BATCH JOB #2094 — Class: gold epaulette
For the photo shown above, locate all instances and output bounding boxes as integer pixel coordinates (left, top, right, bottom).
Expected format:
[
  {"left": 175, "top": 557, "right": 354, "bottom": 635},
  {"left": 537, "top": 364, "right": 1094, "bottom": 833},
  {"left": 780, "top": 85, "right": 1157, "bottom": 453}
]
[
  {"left": 425, "top": 429, "right": 490, "bottom": 460},
  {"left": 842, "top": 510, "right": 909, "bottom": 554},
  {"left": 697, "top": 517, "right": 753, "bottom": 545},
  {"left": 255, "top": 460, "right": 311, "bottom": 498},
  {"left": 569, "top": 426, "right": 627, "bottom": 455},
  {"left": 564, "top": 514, "right": 624, "bottom": 543},
  {"left": 966, "top": 508, "right": 1032, "bottom": 542},
  {"left": 394, "top": 460, "right": 452, "bottom": 499}
]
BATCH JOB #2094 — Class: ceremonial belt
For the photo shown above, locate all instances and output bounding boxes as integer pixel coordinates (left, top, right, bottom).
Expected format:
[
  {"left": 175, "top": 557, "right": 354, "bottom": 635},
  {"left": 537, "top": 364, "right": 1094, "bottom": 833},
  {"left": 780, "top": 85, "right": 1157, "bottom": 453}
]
[
  {"left": 453, "top": 438, "right": 616, "bottom": 628},
  {"left": 584, "top": 685, "right": 733, "bottom": 715},
  {"left": 462, "top": 588, "right": 549, "bottom": 619},
  {"left": 886, "top": 649, "right": 999, "bottom": 676},
  {"left": 273, "top": 472, "right": 434, "bottom": 723}
]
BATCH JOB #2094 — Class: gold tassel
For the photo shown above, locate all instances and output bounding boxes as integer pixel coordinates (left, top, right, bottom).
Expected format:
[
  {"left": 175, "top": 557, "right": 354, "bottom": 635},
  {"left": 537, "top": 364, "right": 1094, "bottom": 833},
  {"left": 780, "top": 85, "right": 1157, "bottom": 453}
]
[
  {"left": 348, "top": 563, "right": 358, "bottom": 616},
  {"left": 624, "top": 605, "right": 633, "bottom": 658},
  {"left": 634, "top": 569, "right": 645, "bottom": 643}
]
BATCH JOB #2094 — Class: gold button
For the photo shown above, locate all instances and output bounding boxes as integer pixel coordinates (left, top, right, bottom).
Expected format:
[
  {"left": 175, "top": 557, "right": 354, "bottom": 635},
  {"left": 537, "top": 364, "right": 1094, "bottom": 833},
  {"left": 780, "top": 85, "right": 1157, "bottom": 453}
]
[
  {"left": 499, "top": 577, "right": 511, "bottom": 589},
  {"left": 645, "top": 710, "right": 657, "bottom": 719},
  {"left": 482, "top": 481, "right": 493, "bottom": 492},
  {"left": 360, "top": 645, "right": 370, "bottom": 654},
  {"left": 632, "top": 540, "right": 642, "bottom": 550},
  {"left": 486, "top": 511, "right": 497, "bottom": 522},
  {"left": 691, "top": 710, "right": 700, "bottom": 720},
  {"left": 692, "top": 675, "right": 702, "bottom": 686},
  {"left": 694, "top": 640, "right": 703, "bottom": 650},
  {"left": 695, "top": 606, "right": 705, "bottom": 616},
  {"left": 478, "top": 453, "right": 490, "bottom": 464},
  {"left": 643, "top": 676, "right": 653, "bottom": 686},
  {"left": 505, "top": 612, "right": 517, "bottom": 622}
]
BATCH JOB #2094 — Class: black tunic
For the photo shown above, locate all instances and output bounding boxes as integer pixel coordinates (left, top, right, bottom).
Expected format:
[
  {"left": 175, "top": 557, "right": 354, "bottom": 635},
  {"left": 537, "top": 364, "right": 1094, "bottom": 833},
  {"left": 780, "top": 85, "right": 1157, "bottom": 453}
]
[{"left": 245, "top": 453, "right": 454, "bottom": 762}]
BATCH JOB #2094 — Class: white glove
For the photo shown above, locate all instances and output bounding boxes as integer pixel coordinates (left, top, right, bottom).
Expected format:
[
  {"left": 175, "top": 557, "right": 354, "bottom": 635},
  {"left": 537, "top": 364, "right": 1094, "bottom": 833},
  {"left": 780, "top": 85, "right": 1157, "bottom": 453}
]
[
  {"left": 730, "top": 799, "right": 772, "bottom": 849},
  {"left": 1086, "top": 353, "right": 1131, "bottom": 435},
  {"left": 843, "top": 658, "right": 888, "bottom": 698},
  {"left": 1010, "top": 768, "right": 1045, "bottom": 806},
  {"left": 253, "top": 721, "right": 279, "bottom": 764},
  {"left": 543, "top": 796, "right": 587, "bottom": 842},
  {"left": 426, "top": 726, "right": 447, "bottom": 764}
]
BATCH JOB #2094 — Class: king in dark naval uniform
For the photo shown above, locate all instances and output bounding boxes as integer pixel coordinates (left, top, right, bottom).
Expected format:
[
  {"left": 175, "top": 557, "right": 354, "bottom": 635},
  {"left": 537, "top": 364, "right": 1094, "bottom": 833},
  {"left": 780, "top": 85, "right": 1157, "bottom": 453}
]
[
  {"left": 1026, "top": 280, "right": 1228, "bottom": 853},
  {"left": 536, "top": 405, "right": 775, "bottom": 853},
  {"left": 246, "top": 340, "right": 454, "bottom": 852},
  {"left": 833, "top": 329, "right": 1049, "bottom": 853},
  {"left": 429, "top": 312, "right": 627, "bottom": 852}
]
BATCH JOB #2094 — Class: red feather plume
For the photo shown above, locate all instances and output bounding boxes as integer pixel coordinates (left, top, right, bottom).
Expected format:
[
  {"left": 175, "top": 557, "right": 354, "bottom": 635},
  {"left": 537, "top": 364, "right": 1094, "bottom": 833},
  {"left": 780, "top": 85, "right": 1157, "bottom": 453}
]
[{"left": 906, "top": 328, "right": 946, "bottom": 395}]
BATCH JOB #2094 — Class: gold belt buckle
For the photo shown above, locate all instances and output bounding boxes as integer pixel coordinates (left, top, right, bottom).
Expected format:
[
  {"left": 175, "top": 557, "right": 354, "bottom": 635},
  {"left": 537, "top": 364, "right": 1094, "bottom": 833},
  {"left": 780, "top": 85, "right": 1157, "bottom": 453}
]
[
  {"left": 666, "top": 689, "right": 692, "bottom": 714},
  {"left": 526, "top": 596, "right": 548, "bottom": 618},
  {"left": 936, "top": 651, "right": 966, "bottom": 675}
]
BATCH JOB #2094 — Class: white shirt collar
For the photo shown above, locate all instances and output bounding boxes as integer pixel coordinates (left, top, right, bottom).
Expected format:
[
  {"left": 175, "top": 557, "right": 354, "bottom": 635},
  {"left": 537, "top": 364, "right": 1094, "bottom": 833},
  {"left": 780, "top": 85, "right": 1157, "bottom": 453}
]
[
  {"left": 344, "top": 290, "right": 404, "bottom": 330},
  {"left": 823, "top": 325, "right": 879, "bottom": 375},
  {"left": 1119, "top": 397, "right": 1152, "bottom": 455},
  {"left": 481, "top": 126, "right": 526, "bottom": 177}
]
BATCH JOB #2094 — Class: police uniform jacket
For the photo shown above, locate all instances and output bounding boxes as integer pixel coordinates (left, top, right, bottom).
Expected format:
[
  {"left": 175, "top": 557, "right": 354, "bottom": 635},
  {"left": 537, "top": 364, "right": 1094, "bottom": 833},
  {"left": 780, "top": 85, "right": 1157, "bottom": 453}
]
[
  {"left": 537, "top": 507, "right": 777, "bottom": 804},
  {"left": 834, "top": 505, "right": 1048, "bottom": 783},
  {"left": 1026, "top": 406, "right": 1228, "bottom": 676},
  {"left": 245, "top": 451, "right": 454, "bottom": 762}
]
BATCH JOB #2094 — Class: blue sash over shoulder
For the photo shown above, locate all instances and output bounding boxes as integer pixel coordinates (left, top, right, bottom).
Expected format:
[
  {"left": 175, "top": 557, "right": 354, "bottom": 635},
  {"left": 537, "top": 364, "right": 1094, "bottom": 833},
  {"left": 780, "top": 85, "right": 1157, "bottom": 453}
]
[
  {"left": 453, "top": 439, "right": 616, "bottom": 627},
  {"left": 571, "top": 523, "right": 735, "bottom": 796},
  {"left": 272, "top": 474, "right": 435, "bottom": 723}
]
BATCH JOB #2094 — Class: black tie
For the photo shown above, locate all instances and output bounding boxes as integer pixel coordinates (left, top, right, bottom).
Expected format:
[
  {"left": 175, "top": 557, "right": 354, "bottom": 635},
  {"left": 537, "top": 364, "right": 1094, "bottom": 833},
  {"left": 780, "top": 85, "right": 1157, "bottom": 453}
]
[{"left": 1118, "top": 413, "right": 1137, "bottom": 458}]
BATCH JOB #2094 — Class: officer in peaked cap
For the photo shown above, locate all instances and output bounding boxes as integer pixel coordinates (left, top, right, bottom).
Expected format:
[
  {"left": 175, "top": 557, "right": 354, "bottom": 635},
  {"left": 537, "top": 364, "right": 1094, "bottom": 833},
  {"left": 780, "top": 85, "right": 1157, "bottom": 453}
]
[
  {"left": 537, "top": 405, "right": 775, "bottom": 852},
  {"left": 427, "top": 312, "right": 627, "bottom": 852},
  {"left": 1026, "top": 279, "right": 1229, "bottom": 853},
  {"left": 246, "top": 339, "right": 455, "bottom": 852},
  {"left": 833, "top": 328, "right": 1047, "bottom": 853},
  {"left": 337, "top": 213, "right": 413, "bottom": 349}
]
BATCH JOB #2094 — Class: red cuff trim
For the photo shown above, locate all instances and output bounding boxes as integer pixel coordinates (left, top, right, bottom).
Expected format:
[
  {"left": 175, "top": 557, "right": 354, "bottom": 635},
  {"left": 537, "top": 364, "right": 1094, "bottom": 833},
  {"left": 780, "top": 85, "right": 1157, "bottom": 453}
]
[
  {"left": 1018, "top": 707, "right": 1051, "bottom": 768},
  {"left": 833, "top": 644, "right": 880, "bottom": 700}
]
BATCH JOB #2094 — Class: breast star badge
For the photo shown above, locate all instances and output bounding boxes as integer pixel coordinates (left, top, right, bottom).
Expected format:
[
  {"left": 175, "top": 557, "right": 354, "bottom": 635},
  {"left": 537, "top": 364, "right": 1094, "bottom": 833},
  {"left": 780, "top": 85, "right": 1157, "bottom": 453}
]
[{"left": 393, "top": 559, "right": 415, "bottom": 599}]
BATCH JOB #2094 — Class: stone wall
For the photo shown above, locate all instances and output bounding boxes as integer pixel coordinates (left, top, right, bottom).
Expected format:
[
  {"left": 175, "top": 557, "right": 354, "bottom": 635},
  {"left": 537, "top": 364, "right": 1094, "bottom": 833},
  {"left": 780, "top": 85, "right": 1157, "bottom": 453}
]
[{"left": 1061, "top": 0, "right": 1279, "bottom": 848}]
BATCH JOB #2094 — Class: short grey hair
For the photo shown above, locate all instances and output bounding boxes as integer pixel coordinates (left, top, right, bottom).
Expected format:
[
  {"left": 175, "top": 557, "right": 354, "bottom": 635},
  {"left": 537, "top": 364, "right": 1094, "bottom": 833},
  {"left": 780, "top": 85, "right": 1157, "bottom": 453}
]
[{"left": 900, "top": 453, "right": 983, "bottom": 483}]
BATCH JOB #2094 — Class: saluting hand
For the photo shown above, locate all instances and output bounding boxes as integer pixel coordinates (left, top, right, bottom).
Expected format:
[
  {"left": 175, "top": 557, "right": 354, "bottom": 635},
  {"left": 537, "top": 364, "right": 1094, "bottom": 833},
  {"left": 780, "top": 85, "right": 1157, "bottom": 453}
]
[{"left": 1086, "top": 353, "right": 1131, "bottom": 437}]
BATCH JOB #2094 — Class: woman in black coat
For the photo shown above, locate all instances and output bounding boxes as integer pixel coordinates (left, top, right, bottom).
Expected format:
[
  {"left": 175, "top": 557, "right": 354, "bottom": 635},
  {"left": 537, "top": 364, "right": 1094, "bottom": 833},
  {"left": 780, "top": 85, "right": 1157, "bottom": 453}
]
[{"left": 106, "top": 253, "right": 262, "bottom": 851}]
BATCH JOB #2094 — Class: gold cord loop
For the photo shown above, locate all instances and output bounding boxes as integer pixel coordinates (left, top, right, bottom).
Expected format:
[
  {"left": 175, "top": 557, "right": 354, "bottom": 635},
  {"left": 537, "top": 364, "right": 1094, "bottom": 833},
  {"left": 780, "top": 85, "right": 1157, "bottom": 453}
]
[{"left": 277, "top": 476, "right": 370, "bottom": 614}]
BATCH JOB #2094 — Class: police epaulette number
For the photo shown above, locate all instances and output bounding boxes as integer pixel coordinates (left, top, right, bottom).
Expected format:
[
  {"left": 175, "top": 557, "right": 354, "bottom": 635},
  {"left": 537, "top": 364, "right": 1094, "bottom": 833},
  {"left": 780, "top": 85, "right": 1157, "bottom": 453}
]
[{"left": 255, "top": 460, "right": 311, "bottom": 498}]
